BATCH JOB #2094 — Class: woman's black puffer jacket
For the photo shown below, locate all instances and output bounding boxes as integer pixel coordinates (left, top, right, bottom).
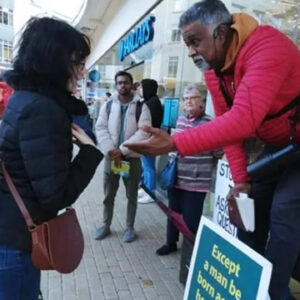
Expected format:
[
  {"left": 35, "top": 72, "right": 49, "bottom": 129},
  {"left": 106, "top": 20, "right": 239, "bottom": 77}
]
[{"left": 0, "top": 89, "right": 103, "bottom": 250}]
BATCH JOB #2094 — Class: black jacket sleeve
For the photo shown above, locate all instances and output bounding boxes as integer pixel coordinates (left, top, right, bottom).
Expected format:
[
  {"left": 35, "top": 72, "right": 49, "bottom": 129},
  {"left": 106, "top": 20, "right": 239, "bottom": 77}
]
[{"left": 18, "top": 98, "right": 103, "bottom": 214}]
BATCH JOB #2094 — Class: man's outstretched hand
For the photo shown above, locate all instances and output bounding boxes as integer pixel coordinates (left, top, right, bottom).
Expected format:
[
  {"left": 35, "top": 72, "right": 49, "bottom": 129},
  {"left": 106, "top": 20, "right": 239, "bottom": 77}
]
[
  {"left": 226, "top": 183, "right": 251, "bottom": 201},
  {"left": 124, "top": 126, "right": 177, "bottom": 156}
]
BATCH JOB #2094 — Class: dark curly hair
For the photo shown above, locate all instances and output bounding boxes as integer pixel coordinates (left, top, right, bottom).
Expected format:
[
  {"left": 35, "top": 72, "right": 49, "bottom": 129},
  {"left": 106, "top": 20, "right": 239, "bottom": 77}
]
[
  {"left": 4, "top": 17, "right": 90, "bottom": 92},
  {"left": 114, "top": 71, "right": 133, "bottom": 84}
]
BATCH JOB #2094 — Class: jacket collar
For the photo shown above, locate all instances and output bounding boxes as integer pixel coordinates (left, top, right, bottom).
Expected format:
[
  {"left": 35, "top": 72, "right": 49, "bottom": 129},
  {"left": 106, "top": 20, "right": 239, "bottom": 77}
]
[
  {"left": 17, "top": 86, "right": 87, "bottom": 117},
  {"left": 3, "top": 70, "right": 87, "bottom": 116},
  {"left": 221, "top": 13, "right": 258, "bottom": 73},
  {"left": 39, "top": 88, "right": 88, "bottom": 117}
]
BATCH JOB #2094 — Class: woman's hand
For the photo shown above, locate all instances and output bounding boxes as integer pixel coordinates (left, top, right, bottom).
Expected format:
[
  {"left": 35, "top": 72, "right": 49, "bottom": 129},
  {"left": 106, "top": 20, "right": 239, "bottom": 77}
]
[
  {"left": 124, "top": 126, "right": 176, "bottom": 156},
  {"left": 72, "top": 123, "right": 96, "bottom": 147},
  {"left": 226, "top": 183, "right": 251, "bottom": 200}
]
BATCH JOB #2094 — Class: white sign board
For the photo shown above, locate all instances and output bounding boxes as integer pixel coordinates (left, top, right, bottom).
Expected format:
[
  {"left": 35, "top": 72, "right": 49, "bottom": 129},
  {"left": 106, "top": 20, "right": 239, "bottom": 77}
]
[{"left": 213, "top": 159, "right": 237, "bottom": 236}]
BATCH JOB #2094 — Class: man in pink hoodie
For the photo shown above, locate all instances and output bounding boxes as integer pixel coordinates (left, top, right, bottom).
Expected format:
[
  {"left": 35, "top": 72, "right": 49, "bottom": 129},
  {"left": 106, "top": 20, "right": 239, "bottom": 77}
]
[{"left": 126, "top": 0, "right": 300, "bottom": 298}]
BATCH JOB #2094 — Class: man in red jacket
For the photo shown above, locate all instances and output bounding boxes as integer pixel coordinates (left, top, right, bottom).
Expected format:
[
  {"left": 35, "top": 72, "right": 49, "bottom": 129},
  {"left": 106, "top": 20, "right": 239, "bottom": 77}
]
[{"left": 125, "top": 0, "right": 300, "bottom": 299}]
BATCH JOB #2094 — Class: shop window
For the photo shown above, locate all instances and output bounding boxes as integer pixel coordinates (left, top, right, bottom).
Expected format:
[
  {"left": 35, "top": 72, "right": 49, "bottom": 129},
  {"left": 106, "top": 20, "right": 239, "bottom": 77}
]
[
  {"left": 168, "top": 56, "right": 179, "bottom": 78},
  {"left": 98, "top": 65, "right": 106, "bottom": 80},
  {"left": 0, "top": 7, "right": 13, "bottom": 26},
  {"left": 4, "top": 42, "right": 13, "bottom": 63},
  {"left": 3, "top": 11, "right": 8, "bottom": 25},
  {"left": 0, "top": 40, "right": 13, "bottom": 64},
  {"left": 171, "top": 29, "right": 181, "bottom": 42}
]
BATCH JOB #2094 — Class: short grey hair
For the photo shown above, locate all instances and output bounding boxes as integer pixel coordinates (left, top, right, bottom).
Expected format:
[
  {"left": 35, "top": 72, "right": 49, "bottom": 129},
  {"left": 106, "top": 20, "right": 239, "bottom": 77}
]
[
  {"left": 184, "top": 83, "right": 207, "bottom": 100},
  {"left": 179, "top": 0, "right": 231, "bottom": 28}
]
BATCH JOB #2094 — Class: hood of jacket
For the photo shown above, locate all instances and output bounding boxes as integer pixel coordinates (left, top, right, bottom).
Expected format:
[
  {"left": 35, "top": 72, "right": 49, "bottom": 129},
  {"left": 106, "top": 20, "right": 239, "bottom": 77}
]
[
  {"left": 222, "top": 13, "right": 258, "bottom": 72},
  {"left": 141, "top": 79, "right": 158, "bottom": 102}
]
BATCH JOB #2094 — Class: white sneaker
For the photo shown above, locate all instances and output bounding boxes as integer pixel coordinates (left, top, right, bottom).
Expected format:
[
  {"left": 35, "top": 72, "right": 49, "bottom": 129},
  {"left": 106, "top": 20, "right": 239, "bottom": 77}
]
[
  {"left": 138, "top": 188, "right": 145, "bottom": 198},
  {"left": 138, "top": 194, "right": 154, "bottom": 204}
]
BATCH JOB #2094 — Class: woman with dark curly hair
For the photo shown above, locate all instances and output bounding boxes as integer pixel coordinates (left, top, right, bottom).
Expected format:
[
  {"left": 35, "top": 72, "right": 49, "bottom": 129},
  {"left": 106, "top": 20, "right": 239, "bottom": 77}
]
[{"left": 0, "top": 17, "right": 103, "bottom": 299}]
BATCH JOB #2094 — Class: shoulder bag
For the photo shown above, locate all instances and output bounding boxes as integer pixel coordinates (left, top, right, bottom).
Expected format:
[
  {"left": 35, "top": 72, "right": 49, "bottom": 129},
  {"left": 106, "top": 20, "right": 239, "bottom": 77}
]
[
  {"left": 1, "top": 161, "right": 84, "bottom": 274},
  {"left": 159, "top": 155, "right": 177, "bottom": 190}
]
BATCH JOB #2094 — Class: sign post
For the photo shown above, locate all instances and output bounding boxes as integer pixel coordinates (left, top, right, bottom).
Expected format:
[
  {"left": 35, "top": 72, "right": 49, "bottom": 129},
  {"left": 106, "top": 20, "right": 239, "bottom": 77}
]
[
  {"left": 184, "top": 217, "right": 272, "bottom": 300},
  {"left": 213, "top": 160, "right": 237, "bottom": 236}
]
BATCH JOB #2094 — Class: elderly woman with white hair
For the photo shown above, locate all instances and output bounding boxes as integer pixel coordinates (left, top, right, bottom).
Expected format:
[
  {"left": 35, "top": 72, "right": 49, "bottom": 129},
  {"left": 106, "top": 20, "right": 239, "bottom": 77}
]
[{"left": 156, "top": 83, "right": 220, "bottom": 255}]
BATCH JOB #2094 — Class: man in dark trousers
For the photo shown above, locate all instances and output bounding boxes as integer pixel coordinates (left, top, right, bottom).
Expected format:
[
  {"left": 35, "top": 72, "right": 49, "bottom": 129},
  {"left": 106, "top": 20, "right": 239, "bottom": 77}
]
[{"left": 95, "top": 71, "right": 151, "bottom": 242}]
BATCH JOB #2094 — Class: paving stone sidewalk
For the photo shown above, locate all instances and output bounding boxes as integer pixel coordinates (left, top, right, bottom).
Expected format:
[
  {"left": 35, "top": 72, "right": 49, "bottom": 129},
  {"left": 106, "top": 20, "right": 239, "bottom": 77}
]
[
  {"left": 41, "top": 163, "right": 185, "bottom": 300},
  {"left": 40, "top": 160, "right": 300, "bottom": 300}
]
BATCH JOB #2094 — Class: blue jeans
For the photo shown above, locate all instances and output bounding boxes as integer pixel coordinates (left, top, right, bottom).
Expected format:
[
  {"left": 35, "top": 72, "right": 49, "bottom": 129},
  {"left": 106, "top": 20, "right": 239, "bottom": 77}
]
[
  {"left": 141, "top": 155, "right": 156, "bottom": 193},
  {"left": 0, "top": 244, "right": 40, "bottom": 300}
]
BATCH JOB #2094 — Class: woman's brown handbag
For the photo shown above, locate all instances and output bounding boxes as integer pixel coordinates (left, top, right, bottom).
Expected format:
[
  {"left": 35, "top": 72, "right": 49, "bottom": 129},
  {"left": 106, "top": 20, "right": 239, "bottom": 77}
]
[{"left": 1, "top": 162, "right": 84, "bottom": 274}]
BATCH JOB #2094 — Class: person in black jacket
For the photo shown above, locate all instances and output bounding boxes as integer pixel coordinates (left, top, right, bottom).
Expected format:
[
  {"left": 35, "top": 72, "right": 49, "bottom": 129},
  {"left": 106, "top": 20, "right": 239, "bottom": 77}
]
[
  {"left": 0, "top": 17, "right": 103, "bottom": 300},
  {"left": 137, "top": 79, "right": 163, "bottom": 203}
]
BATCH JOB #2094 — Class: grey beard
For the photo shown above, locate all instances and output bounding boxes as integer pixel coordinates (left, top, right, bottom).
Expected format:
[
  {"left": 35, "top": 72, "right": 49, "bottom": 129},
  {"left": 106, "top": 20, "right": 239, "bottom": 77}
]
[{"left": 196, "top": 58, "right": 211, "bottom": 72}]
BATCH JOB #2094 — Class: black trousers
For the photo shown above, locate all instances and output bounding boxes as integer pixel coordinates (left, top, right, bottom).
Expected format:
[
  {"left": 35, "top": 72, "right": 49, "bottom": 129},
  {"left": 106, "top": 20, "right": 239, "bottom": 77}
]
[
  {"left": 238, "top": 148, "right": 300, "bottom": 300},
  {"left": 166, "top": 187, "right": 206, "bottom": 244}
]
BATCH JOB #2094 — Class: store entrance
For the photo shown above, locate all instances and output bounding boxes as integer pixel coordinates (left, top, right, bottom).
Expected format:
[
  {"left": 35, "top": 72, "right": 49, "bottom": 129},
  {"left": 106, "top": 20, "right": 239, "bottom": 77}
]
[{"left": 125, "top": 62, "right": 145, "bottom": 83}]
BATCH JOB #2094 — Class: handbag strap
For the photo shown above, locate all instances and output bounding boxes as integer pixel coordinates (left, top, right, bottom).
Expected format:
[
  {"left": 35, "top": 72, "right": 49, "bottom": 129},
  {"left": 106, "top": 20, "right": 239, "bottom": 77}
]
[
  {"left": 265, "top": 95, "right": 300, "bottom": 121},
  {"left": 219, "top": 77, "right": 300, "bottom": 122},
  {"left": 219, "top": 77, "right": 233, "bottom": 108},
  {"left": 1, "top": 162, "right": 36, "bottom": 229}
]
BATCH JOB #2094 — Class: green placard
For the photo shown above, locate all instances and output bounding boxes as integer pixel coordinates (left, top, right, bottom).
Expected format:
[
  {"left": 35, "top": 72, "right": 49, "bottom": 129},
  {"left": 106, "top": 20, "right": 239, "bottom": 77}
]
[{"left": 184, "top": 218, "right": 272, "bottom": 300}]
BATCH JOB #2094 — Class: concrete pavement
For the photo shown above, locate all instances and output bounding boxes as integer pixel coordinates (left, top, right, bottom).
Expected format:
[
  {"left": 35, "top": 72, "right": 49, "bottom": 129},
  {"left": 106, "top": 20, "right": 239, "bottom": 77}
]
[
  {"left": 41, "top": 163, "right": 184, "bottom": 300},
  {"left": 40, "top": 161, "right": 300, "bottom": 300}
]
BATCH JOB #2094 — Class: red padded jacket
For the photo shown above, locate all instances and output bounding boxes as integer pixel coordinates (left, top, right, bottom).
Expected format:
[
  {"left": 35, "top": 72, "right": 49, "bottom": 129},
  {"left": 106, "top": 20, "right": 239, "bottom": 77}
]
[{"left": 173, "top": 24, "right": 300, "bottom": 183}]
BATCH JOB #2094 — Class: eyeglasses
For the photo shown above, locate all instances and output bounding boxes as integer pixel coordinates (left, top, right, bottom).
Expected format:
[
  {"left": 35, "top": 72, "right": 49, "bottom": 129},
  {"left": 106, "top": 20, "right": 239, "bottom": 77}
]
[{"left": 183, "top": 96, "right": 202, "bottom": 101}]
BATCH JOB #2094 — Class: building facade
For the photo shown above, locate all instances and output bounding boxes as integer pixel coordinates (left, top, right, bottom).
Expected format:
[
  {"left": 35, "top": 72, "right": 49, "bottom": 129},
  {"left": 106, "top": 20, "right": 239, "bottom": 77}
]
[
  {"left": 86, "top": 0, "right": 300, "bottom": 108},
  {"left": 0, "top": 0, "right": 13, "bottom": 74}
]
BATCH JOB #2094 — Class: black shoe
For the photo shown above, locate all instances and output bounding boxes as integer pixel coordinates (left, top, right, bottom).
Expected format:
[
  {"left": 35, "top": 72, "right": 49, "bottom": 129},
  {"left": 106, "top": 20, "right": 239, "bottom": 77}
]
[{"left": 156, "top": 244, "right": 177, "bottom": 256}]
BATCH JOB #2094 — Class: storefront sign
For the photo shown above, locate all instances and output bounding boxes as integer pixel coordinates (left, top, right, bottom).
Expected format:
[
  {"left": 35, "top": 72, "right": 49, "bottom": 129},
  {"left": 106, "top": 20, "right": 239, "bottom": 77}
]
[
  {"left": 184, "top": 217, "right": 272, "bottom": 300},
  {"left": 213, "top": 160, "right": 237, "bottom": 236},
  {"left": 118, "top": 16, "right": 155, "bottom": 61}
]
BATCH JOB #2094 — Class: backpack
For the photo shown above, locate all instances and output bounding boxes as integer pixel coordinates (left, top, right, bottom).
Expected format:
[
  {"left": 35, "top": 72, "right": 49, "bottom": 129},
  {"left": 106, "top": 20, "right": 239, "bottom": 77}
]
[{"left": 106, "top": 100, "right": 143, "bottom": 123}]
